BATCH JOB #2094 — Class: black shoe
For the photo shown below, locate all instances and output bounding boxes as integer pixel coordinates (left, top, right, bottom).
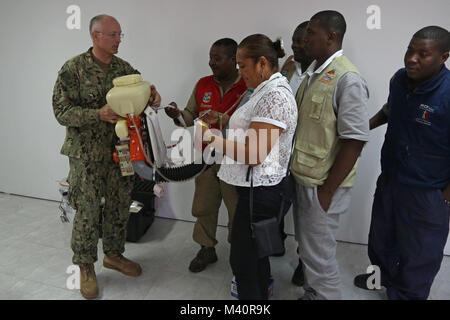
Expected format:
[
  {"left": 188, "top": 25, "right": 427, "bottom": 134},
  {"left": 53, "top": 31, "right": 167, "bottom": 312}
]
[
  {"left": 189, "top": 246, "right": 218, "bottom": 273},
  {"left": 354, "top": 272, "right": 382, "bottom": 291},
  {"left": 291, "top": 263, "right": 305, "bottom": 287},
  {"left": 298, "top": 287, "right": 318, "bottom": 300}
]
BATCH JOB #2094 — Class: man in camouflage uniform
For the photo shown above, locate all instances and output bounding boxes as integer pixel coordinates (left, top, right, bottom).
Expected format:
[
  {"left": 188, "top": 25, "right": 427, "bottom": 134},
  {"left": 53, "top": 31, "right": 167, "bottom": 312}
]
[{"left": 53, "top": 14, "right": 161, "bottom": 299}]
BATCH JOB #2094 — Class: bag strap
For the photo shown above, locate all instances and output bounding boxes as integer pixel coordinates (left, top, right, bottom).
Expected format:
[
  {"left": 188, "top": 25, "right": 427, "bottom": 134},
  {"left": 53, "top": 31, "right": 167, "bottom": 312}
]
[
  {"left": 275, "top": 154, "right": 293, "bottom": 223},
  {"left": 244, "top": 82, "right": 297, "bottom": 229},
  {"left": 275, "top": 122, "right": 297, "bottom": 220},
  {"left": 247, "top": 165, "right": 287, "bottom": 223},
  {"left": 246, "top": 166, "right": 256, "bottom": 236}
]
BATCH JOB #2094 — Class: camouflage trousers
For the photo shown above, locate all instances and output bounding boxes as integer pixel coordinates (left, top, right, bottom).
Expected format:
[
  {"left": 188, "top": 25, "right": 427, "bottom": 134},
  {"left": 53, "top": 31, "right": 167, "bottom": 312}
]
[{"left": 68, "top": 157, "right": 134, "bottom": 265}]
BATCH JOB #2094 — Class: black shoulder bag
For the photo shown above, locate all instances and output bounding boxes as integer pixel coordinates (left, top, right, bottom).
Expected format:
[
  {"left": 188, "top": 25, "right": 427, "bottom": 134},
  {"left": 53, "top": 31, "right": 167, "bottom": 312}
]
[
  {"left": 247, "top": 162, "right": 295, "bottom": 258},
  {"left": 246, "top": 84, "right": 297, "bottom": 258}
]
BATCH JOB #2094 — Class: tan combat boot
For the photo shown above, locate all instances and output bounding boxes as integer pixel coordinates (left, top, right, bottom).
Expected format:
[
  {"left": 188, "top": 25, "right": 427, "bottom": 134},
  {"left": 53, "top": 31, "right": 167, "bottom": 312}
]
[
  {"left": 103, "top": 252, "right": 142, "bottom": 277},
  {"left": 79, "top": 264, "right": 98, "bottom": 299}
]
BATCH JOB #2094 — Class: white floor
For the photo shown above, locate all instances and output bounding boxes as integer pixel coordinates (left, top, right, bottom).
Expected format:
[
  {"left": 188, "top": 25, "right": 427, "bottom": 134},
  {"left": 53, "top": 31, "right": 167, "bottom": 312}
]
[{"left": 0, "top": 192, "right": 449, "bottom": 300}]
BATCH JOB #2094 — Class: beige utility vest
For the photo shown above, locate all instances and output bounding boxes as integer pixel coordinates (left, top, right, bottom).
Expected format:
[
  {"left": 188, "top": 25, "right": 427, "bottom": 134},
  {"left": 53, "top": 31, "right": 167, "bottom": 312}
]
[{"left": 291, "top": 55, "right": 360, "bottom": 187}]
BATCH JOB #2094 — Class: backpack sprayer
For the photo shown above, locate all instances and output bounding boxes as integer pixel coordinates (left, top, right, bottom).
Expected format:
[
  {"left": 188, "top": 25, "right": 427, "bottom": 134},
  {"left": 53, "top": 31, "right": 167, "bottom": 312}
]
[{"left": 107, "top": 74, "right": 213, "bottom": 183}]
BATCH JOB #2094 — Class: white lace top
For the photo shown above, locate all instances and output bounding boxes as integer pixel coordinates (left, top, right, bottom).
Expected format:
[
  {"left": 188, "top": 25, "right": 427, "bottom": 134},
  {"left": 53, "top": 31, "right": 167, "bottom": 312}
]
[{"left": 217, "top": 73, "right": 298, "bottom": 187}]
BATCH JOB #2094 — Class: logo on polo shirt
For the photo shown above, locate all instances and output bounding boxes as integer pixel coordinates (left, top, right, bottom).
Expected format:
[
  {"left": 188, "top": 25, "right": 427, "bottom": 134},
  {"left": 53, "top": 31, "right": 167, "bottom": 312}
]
[
  {"left": 415, "top": 104, "right": 434, "bottom": 126},
  {"left": 203, "top": 92, "right": 212, "bottom": 103}
]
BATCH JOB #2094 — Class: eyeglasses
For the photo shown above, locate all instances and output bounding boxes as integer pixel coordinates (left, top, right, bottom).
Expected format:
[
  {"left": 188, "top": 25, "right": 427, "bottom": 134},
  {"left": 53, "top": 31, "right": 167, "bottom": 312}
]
[{"left": 95, "top": 31, "right": 124, "bottom": 39}]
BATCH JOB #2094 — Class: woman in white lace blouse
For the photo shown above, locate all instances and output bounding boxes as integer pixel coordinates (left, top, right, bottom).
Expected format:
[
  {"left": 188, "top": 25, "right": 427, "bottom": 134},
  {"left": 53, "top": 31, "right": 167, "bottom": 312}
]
[{"left": 201, "top": 34, "right": 298, "bottom": 299}]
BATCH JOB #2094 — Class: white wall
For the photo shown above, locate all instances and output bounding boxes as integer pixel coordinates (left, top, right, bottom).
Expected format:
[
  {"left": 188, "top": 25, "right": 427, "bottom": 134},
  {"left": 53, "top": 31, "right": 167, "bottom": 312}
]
[{"left": 0, "top": 0, "right": 449, "bottom": 254}]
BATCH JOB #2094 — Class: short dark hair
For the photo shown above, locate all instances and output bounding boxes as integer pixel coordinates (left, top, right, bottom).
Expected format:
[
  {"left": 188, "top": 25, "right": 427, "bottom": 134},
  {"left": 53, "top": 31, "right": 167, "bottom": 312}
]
[
  {"left": 413, "top": 26, "right": 450, "bottom": 53},
  {"left": 212, "top": 38, "right": 238, "bottom": 58},
  {"left": 310, "top": 10, "right": 346, "bottom": 43},
  {"left": 238, "top": 34, "right": 286, "bottom": 71},
  {"left": 296, "top": 21, "right": 309, "bottom": 31}
]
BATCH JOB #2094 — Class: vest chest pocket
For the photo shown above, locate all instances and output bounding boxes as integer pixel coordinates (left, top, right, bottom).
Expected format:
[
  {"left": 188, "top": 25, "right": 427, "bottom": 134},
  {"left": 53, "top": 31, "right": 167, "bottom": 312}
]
[
  {"left": 309, "top": 94, "right": 325, "bottom": 120},
  {"left": 295, "top": 149, "right": 319, "bottom": 168},
  {"left": 294, "top": 139, "right": 330, "bottom": 168}
]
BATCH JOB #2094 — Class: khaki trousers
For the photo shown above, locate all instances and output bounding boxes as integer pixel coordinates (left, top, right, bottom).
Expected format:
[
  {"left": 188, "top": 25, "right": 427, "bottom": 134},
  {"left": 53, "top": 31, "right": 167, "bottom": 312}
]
[{"left": 192, "top": 164, "right": 238, "bottom": 247}]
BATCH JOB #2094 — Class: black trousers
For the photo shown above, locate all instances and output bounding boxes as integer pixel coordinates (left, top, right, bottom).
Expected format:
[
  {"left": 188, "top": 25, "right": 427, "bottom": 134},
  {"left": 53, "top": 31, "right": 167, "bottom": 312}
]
[
  {"left": 230, "top": 182, "right": 286, "bottom": 300},
  {"left": 368, "top": 173, "right": 450, "bottom": 299}
]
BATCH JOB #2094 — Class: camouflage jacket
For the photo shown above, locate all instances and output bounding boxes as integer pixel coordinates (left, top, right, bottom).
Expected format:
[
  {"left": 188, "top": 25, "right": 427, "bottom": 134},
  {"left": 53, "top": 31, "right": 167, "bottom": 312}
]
[{"left": 52, "top": 48, "right": 139, "bottom": 161}]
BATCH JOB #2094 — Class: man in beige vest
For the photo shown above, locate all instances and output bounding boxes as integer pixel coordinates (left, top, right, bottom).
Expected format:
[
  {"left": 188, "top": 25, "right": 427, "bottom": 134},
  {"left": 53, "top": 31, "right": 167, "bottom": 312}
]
[{"left": 290, "top": 11, "right": 370, "bottom": 300}]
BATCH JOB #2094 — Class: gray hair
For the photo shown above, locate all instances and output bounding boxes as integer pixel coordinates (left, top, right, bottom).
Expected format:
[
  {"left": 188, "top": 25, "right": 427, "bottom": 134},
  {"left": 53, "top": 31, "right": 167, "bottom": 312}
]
[{"left": 89, "top": 14, "right": 108, "bottom": 34}]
